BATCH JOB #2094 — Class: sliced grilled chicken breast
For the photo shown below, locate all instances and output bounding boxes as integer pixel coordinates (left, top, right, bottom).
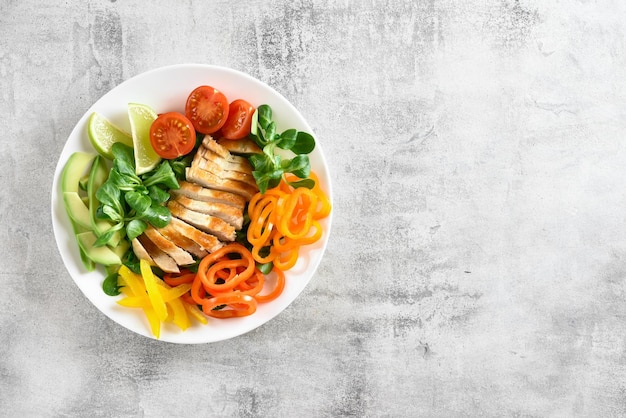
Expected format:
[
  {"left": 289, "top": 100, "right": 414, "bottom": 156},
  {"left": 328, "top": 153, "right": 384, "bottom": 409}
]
[
  {"left": 168, "top": 217, "right": 224, "bottom": 253},
  {"left": 168, "top": 200, "right": 236, "bottom": 242},
  {"left": 173, "top": 195, "right": 243, "bottom": 229},
  {"left": 194, "top": 153, "right": 258, "bottom": 188},
  {"left": 216, "top": 137, "right": 262, "bottom": 155},
  {"left": 202, "top": 137, "right": 257, "bottom": 171},
  {"left": 173, "top": 181, "right": 246, "bottom": 209},
  {"left": 143, "top": 225, "right": 195, "bottom": 266},
  {"left": 157, "top": 222, "right": 208, "bottom": 259},
  {"left": 136, "top": 234, "right": 180, "bottom": 273},
  {"left": 186, "top": 165, "right": 258, "bottom": 200},
  {"left": 131, "top": 238, "right": 154, "bottom": 264},
  {"left": 196, "top": 145, "right": 254, "bottom": 174},
  {"left": 201, "top": 136, "right": 231, "bottom": 159}
]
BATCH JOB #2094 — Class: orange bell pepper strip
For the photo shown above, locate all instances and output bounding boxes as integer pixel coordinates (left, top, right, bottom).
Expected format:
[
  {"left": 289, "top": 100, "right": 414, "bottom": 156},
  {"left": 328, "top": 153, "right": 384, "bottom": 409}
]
[
  {"left": 163, "top": 272, "right": 196, "bottom": 287},
  {"left": 246, "top": 172, "right": 331, "bottom": 270},
  {"left": 196, "top": 243, "right": 255, "bottom": 294},
  {"left": 254, "top": 267, "right": 285, "bottom": 303},
  {"left": 201, "top": 293, "right": 257, "bottom": 318}
]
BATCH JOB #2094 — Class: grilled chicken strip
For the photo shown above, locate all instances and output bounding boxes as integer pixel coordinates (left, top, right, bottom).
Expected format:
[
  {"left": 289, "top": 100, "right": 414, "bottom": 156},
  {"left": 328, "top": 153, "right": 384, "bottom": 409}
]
[
  {"left": 196, "top": 145, "right": 254, "bottom": 174},
  {"left": 131, "top": 237, "right": 154, "bottom": 264},
  {"left": 168, "top": 200, "right": 236, "bottom": 242},
  {"left": 172, "top": 195, "right": 243, "bottom": 229},
  {"left": 136, "top": 234, "right": 180, "bottom": 273},
  {"left": 216, "top": 137, "right": 262, "bottom": 155},
  {"left": 194, "top": 153, "right": 258, "bottom": 188},
  {"left": 157, "top": 221, "right": 208, "bottom": 259},
  {"left": 186, "top": 164, "right": 258, "bottom": 200},
  {"left": 167, "top": 217, "right": 224, "bottom": 253},
  {"left": 143, "top": 225, "right": 195, "bottom": 266},
  {"left": 201, "top": 136, "right": 235, "bottom": 159},
  {"left": 172, "top": 180, "right": 246, "bottom": 210}
]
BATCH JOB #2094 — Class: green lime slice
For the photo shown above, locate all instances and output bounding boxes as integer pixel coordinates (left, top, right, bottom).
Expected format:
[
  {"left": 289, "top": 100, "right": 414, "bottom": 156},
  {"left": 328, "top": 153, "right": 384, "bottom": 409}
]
[
  {"left": 127, "top": 103, "right": 161, "bottom": 175},
  {"left": 87, "top": 112, "right": 133, "bottom": 160}
]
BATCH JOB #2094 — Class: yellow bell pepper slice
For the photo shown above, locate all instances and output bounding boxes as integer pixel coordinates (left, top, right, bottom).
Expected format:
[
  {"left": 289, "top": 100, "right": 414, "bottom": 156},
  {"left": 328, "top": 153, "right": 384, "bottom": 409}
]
[
  {"left": 117, "top": 296, "right": 151, "bottom": 308},
  {"left": 159, "top": 283, "right": 192, "bottom": 303},
  {"left": 115, "top": 261, "right": 211, "bottom": 338},
  {"left": 168, "top": 297, "right": 191, "bottom": 330},
  {"left": 143, "top": 306, "right": 161, "bottom": 339},
  {"left": 185, "top": 303, "right": 208, "bottom": 325},
  {"left": 118, "top": 265, "right": 147, "bottom": 297},
  {"left": 140, "top": 259, "right": 168, "bottom": 322}
]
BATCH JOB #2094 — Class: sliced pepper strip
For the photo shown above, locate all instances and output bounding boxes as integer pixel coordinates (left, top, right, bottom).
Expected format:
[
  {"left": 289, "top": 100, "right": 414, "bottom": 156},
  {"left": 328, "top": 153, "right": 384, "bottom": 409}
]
[
  {"left": 201, "top": 293, "right": 257, "bottom": 318},
  {"left": 140, "top": 259, "right": 168, "bottom": 322},
  {"left": 196, "top": 243, "right": 255, "bottom": 295},
  {"left": 163, "top": 272, "right": 196, "bottom": 286},
  {"left": 168, "top": 297, "right": 191, "bottom": 330},
  {"left": 189, "top": 243, "right": 286, "bottom": 318},
  {"left": 185, "top": 303, "right": 208, "bottom": 325},
  {"left": 246, "top": 172, "right": 331, "bottom": 270},
  {"left": 254, "top": 267, "right": 285, "bottom": 303},
  {"left": 118, "top": 265, "right": 146, "bottom": 297}
]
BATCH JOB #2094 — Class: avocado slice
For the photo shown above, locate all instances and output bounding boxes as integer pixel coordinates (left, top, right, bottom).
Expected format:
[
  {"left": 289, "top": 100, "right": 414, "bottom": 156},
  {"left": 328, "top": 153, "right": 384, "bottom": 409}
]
[
  {"left": 63, "top": 192, "right": 91, "bottom": 230},
  {"left": 76, "top": 231, "right": 122, "bottom": 266},
  {"left": 87, "top": 156, "right": 121, "bottom": 247},
  {"left": 61, "top": 152, "right": 126, "bottom": 270},
  {"left": 61, "top": 152, "right": 96, "bottom": 194}
]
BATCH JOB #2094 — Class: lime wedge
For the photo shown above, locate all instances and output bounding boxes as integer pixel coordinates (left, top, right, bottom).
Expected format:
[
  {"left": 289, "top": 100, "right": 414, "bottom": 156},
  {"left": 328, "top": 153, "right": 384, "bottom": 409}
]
[
  {"left": 87, "top": 112, "right": 133, "bottom": 160},
  {"left": 127, "top": 103, "right": 161, "bottom": 175}
]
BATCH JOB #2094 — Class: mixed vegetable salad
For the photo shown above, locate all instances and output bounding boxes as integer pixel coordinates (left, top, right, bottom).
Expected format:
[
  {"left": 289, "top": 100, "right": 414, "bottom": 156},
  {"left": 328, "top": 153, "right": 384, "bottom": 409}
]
[{"left": 61, "top": 84, "right": 331, "bottom": 338}]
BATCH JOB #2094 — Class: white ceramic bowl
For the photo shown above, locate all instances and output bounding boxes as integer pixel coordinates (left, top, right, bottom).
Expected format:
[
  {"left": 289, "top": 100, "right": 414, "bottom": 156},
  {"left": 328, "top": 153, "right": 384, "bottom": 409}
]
[{"left": 51, "top": 64, "right": 332, "bottom": 344}]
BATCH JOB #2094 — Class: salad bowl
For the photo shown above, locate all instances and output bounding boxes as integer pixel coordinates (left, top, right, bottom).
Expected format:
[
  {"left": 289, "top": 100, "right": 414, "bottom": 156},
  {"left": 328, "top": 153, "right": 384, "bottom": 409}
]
[{"left": 51, "top": 64, "right": 333, "bottom": 343}]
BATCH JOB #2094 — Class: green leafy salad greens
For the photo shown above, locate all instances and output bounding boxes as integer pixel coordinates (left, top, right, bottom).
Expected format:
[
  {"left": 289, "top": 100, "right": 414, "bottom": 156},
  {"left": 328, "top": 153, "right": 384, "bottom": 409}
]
[
  {"left": 93, "top": 142, "right": 181, "bottom": 247},
  {"left": 249, "top": 104, "right": 316, "bottom": 194}
]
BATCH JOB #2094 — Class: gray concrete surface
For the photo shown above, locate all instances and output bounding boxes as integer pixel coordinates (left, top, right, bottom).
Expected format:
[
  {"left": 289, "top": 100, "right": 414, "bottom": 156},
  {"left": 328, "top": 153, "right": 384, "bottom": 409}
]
[{"left": 2, "top": 0, "right": 626, "bottom": 416}]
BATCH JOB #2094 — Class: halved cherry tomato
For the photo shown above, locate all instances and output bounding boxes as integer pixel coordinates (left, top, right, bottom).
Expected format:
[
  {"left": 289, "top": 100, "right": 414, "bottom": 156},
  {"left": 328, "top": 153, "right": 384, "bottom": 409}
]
[
  {"left": 149, "top": 112, "right": 196, "bottom": 159},
  {"left": 221, "top": 99, "right": 256, "bottom": 140},
  {"left": 185, "top": 85, "right": 229, "bottom": 134}
]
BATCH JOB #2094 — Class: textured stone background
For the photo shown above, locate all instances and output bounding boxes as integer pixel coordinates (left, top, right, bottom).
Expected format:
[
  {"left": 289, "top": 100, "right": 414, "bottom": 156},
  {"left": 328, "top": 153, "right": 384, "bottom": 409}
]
[{"left": 2, "top": 0, "right": 626, "bottom": 416}]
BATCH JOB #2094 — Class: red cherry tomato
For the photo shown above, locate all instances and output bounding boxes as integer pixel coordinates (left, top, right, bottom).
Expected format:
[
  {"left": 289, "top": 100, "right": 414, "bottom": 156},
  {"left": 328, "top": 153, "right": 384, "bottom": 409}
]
[
  {"left": 221, "top": 99, "right": 256, "bottom": 140},
  {"left": 185, "top": 85, "right": 229, "bottom": 134},
  {"left": 149, "top": 112, "right": 196, "bottom": 159}
]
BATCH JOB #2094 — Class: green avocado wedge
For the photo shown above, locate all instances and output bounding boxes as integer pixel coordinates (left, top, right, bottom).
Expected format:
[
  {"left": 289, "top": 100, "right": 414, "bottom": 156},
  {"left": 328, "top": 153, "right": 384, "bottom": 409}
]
[
  {"left": 87, "top": 155, "right": 121, "bottom": 247},
  {"left": 61, "top": 152, "right": 96, "bottom": 194},
  {"left": 76, "top": 231, "right": 122, "bottom": 266},
  {"left": 61, "top": 151, "right": 127, "bottom": 270},
  {"left": 63, "top": 191, "right": 91, "bottom": 230},
  {"left": 61, "top": 152, "right": 98, "bottom": 271}
]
